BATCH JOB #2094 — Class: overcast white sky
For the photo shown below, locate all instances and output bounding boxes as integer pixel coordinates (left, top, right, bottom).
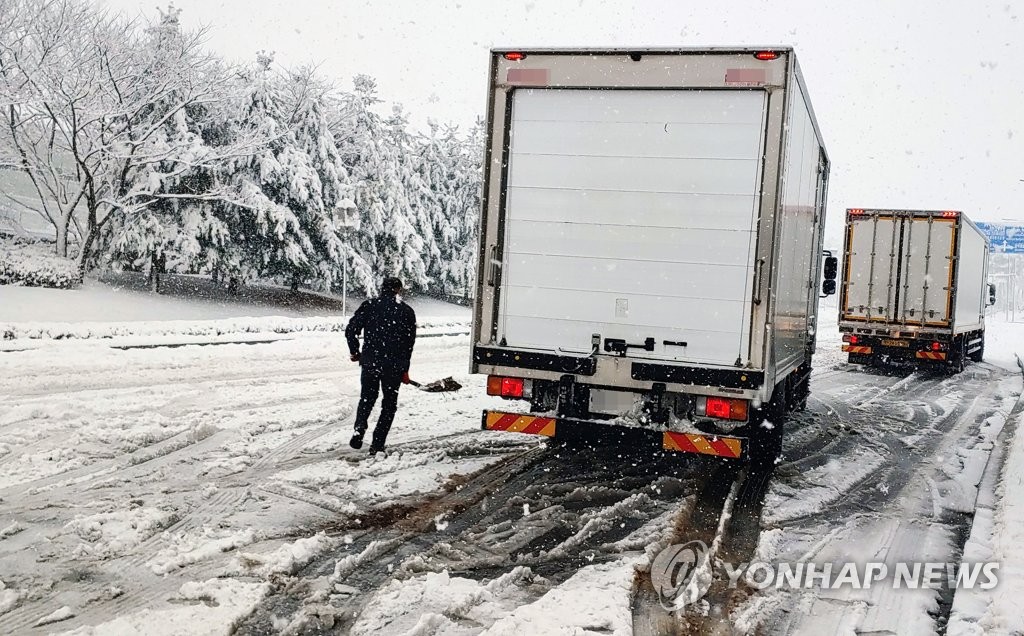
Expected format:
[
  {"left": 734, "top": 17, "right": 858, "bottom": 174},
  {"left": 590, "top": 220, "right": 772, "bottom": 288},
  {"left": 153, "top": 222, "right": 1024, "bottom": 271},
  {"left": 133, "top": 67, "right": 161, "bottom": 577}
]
[{"left": 103, "top": 0, "right": 1023, "bottom": 246}]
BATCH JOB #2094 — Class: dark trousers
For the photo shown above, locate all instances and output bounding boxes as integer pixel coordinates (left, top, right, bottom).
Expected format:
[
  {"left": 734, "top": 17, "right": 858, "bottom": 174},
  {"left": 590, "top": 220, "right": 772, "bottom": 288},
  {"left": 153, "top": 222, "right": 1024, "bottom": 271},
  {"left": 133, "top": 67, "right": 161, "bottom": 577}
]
[{"left": 353, "top": 366, "right": 403, "bottom": 449}]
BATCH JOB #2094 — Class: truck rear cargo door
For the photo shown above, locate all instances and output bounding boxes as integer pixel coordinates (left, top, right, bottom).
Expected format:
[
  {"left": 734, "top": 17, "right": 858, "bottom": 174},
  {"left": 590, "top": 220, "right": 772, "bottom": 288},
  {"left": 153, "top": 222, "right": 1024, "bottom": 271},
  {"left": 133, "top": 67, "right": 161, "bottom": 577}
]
[
  {"left": 900, "top": 217, "right": 955, "bottom": 326},
  {"left": 497, "top": 88, "right": 768, "bottom": 367},
  {"left": 843, "top": 215, "right": 900, "bottom": 322}
]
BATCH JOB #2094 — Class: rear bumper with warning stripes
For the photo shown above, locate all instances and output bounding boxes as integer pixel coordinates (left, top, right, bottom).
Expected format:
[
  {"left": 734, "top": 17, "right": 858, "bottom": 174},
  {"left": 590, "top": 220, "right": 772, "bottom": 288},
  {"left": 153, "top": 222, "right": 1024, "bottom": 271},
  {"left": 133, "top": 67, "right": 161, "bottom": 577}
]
[
  {"left": 915, "top": 351, "right": 947, "bottom": 360},
  {"left": 483, "top": 411, "right": 557, "bottom": 437},
  {"left": 663, "top": 431, "right": 743, "bottom": 458},
  {"left": 842, "top": 345, "right": 873, "bottom": 354},
  {"left": 482, "top": 410, "right": 745, "bottom": 459}
]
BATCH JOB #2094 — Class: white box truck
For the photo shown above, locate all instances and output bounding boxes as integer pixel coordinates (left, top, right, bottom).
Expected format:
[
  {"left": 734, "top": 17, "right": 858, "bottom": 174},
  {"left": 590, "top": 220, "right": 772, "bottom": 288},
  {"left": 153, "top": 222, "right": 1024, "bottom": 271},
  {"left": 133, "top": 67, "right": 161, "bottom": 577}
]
[
  {"left": 470, "top": 47, "right": 834, "bottom": 463},
  {"left": 839, "top": 208, "right": 995, "bottom": 371}
]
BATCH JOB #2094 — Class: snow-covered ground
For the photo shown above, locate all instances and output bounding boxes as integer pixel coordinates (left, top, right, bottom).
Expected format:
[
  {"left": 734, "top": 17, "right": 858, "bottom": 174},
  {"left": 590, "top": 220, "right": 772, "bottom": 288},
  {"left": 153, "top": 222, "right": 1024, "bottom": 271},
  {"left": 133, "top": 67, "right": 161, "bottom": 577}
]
[
  {"left": 0, "top": 328, "right": 523, "bottom": 634},
  {"left": 3, "top": 285, "right": 1024, "bottom": 635},
  {"left": 0, "top": 273, "right": 465, "bottom": 323}
]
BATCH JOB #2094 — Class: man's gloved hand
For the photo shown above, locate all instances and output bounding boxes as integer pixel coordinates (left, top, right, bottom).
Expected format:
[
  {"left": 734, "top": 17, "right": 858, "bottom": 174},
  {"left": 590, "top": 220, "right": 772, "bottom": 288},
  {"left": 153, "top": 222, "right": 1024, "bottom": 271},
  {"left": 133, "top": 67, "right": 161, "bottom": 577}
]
[
  {"left": 350, "top": 352, "right": 360, "bottom": 362},
  {"left": 402, "top": 372, "right": 411, "bottom": 385}
]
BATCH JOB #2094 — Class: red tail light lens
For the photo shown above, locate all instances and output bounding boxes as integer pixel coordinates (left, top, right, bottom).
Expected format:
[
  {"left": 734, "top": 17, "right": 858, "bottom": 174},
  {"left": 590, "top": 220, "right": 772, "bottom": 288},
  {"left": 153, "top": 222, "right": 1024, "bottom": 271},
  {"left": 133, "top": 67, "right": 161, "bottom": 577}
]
[
  {"left": 842, "top": 334, "right": 859, "bottom": 344},
  {"left": 503, "top": 52, "right": 526, "bottom": 61},
  {"left": 487, "top": 376, "right": 526, "bottom": 398},
  {"left": 931, "top": 341, "right": 942, "bottom": 351},
  {"left": 704, "top": 397, "right": 749, "bottom": 421},
  {"left": 501, "top": 377, "right": 524, "bottom": 398},
  {"left": 706, "top": 397, "right": 732, "bottom": 419},
  {"left": 753, "top": 51, "right": 779, "bottom": 61}
]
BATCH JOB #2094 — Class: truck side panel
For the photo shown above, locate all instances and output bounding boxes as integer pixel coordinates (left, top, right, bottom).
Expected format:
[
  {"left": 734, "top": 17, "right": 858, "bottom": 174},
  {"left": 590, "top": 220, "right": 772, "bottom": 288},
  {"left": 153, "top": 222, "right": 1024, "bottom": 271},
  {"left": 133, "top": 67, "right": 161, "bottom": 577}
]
[
  {"left": 497, "top": 88, "right": 768, "bottom": 366},
  {"left": 770, "top": 73, "right": 826, "bottom": 374},
  {"left": 954, "top": 222, "right": 988, "bottom": 333}
]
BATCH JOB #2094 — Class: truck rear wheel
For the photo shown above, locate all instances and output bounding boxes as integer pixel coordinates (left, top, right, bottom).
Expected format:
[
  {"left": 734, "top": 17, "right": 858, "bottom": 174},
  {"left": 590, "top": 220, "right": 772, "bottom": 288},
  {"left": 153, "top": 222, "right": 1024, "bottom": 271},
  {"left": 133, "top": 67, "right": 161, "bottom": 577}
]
[
  {"left": 749, "top": 378, "right": 787, "bottom": 468},
  {"left": 949, "top": 338, "right": 967, "bottom": 374}
]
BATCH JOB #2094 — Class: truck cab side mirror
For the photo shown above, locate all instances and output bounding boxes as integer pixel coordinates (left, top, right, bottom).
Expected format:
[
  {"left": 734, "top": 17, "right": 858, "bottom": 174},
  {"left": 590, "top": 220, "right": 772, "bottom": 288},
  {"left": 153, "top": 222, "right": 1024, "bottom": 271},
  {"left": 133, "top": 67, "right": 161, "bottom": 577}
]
[
  {"left": 988, "top": 283, "right": 997, "bottom": 306},
  {"left": 821, "top": 253, "right": 838, "bottom": 296}
]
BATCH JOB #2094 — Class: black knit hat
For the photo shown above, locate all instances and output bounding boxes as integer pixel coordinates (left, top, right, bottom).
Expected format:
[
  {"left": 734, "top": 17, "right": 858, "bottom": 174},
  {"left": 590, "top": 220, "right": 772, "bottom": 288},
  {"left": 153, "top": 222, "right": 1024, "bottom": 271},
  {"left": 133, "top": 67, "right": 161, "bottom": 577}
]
[{"left": 381, "top": 277, "right": 403, "bottom": 295}]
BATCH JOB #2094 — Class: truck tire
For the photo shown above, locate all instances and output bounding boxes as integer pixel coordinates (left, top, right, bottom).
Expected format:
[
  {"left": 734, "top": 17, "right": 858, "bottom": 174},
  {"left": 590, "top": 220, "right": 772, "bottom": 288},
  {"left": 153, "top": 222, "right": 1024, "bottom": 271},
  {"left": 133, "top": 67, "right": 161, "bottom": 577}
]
[
  {"left": 791, "top": 367, "right": 811, "bottom": 412},
  {"left": 969, "top": 333, "right": 985, "bottom": 363},
  {"left": 949, "top": 338, "right": 967, "bottom": 374}
]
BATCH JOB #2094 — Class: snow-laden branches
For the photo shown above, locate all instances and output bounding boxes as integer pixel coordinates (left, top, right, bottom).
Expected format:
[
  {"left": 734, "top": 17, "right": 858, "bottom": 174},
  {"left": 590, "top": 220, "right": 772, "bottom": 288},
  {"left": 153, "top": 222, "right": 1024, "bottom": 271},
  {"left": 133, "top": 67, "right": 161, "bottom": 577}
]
[{"left": 0, "top": 0, "right": 483, "bottom": 297}]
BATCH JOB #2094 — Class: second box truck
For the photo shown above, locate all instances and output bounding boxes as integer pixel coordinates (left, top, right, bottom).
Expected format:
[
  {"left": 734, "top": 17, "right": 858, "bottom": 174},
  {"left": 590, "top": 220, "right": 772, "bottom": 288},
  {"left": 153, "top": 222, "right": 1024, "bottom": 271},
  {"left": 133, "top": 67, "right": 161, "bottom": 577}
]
[
  {"left": 470, "top": 47, "right": 834, "bottom": 463},
  {"left": 839, "top": 208, "right": 996, "bottom": 371}
]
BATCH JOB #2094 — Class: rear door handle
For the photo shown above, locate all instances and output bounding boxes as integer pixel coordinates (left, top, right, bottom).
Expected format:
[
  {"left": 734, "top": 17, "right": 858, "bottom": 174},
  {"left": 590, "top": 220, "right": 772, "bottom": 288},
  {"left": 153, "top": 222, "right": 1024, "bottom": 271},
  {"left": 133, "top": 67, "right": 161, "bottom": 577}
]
[
  {"left": 753, "top": 258, "right": 766, "bottom": 305},
  {"left": 487, "top": 245, "right": 500, "bottom": 286}
]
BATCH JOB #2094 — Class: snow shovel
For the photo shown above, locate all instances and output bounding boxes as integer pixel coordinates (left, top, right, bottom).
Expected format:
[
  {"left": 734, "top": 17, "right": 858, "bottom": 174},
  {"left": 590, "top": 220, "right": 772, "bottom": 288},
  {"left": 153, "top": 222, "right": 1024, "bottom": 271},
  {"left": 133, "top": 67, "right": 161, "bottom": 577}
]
[{"left": 408, "top": 376, "right": 462, "bottom": 393}]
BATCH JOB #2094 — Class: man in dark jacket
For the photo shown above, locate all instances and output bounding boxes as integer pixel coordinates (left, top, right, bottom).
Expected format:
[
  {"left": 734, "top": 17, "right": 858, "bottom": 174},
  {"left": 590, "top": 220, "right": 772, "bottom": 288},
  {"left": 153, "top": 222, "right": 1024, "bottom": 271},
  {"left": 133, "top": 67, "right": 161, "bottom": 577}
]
[{"left": 345, "top": 277, "right": 417, "bottom": 454}]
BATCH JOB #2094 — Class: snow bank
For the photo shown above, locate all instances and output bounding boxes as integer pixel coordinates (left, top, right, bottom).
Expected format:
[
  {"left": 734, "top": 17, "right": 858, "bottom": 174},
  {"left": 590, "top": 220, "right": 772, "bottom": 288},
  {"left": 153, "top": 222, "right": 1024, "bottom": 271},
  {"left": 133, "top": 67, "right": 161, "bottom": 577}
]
[
  {"left": 59, "top": 578, "right": 268, "bottom": 636},
  {"left": 481, "top": 558, "right": 638, "bottom": 636},
  {"left": 235, "top": 532, "right": 335, "bottom": 577},
  {"left": 979, "top": 407, "right": 1024, "bottom": 634},
  {"left": 65, "top": 507, "right": 177, "bottom": 558},
  {"left": 0, "top": 313, "right": 468, "bottom": 342},
  {"left": 0, "top": 238, "right": 79, "bottom": 288},
  {"left": 0, "top": 580, "right": 19, "bottom": 615},
  {"left": 983, "top": 318, "right": 1024, "bottom": 372},
  {"left": 147, "top": 527, "right": 258, "bottom": 575},
  {"left": 351, "top": 567, "right": 535, "bottom": 635}
]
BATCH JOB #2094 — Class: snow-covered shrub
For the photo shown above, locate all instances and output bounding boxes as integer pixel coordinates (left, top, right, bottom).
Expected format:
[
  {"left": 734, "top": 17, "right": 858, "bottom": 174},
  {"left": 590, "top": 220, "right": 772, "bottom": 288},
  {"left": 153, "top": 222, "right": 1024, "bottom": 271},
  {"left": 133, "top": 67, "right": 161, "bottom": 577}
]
[{"left": 0, "top": 238, "right": 81, "bottom": 288}]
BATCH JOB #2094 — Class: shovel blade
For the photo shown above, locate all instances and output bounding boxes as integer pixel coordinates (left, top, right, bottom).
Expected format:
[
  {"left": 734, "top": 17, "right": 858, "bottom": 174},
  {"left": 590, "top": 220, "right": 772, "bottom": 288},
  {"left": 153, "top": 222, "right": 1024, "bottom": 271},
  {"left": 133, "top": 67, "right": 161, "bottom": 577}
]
[{"left": 419, "top": 376, "right": 462, "bottom": 393}]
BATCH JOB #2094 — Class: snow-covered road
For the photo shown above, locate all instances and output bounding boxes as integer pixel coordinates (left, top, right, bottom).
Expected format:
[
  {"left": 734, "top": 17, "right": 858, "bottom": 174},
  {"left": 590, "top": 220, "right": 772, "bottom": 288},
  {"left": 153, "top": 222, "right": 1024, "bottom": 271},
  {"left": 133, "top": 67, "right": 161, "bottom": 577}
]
[
  {"left": 0, "top": 332, "right": 521, "bottom": 634},
  {"left": 1, "top": 320, "right": 1021, "bottom": 635}
]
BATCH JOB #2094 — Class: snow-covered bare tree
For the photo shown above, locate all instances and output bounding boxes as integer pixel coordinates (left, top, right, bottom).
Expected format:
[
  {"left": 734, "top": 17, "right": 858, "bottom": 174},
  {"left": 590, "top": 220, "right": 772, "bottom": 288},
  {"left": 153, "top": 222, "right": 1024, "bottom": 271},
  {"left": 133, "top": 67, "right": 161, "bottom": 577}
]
[{"left": 0, "top": 0, "right": 258, "bottom": 278}]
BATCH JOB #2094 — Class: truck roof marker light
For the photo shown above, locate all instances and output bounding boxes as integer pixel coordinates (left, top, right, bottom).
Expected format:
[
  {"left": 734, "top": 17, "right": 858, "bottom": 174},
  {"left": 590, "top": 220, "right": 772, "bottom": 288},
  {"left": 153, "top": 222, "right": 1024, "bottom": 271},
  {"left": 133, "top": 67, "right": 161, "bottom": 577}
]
[
  {"left": 754, "top": 51, "right": 779, "bottom": 60},
  {"left": 503, "top": 52, "right": 527, "bottom": 61},
  {"left": 849, "top": 208, "right": 866, "bottom": 215},
  {"left": 941, "top": 211, "right": 959, "bottom": 218}
]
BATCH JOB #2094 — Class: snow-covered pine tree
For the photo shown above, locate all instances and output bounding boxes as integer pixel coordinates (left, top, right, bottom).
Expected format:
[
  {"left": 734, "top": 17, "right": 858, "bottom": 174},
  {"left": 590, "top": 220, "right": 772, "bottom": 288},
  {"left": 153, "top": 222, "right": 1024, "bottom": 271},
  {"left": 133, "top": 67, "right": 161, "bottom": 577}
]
[
  {"left": 219, "top": 52, "right": 319, "bottom": 288},
  {"left": 277, "top": 66, "right": 358, "bottom": 291},
  {"left": 334, "top": 76, "right": 426, "bottom": 293}
]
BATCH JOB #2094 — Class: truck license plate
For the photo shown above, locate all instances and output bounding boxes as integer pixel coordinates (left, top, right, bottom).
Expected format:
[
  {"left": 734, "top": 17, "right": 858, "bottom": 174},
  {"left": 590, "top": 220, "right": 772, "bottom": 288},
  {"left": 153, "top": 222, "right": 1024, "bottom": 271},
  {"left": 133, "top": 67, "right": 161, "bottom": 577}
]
[{"left": 881, "top": 339, "right": 909, "bottom": 347}]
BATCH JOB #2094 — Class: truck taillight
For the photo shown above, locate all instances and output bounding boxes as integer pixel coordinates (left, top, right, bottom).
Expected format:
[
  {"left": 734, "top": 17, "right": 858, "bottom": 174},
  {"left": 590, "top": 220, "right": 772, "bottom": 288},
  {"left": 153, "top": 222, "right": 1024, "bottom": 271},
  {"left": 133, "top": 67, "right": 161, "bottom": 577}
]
[
  {"left": 931, "top": 341, "right": 945, "bottom": 351},
  {"left": 487, "top": 376, "right": 529, "bottom": 398},
  {"left": 698, "top": 397, "right": 748, "bottom": 421},
  {"left": 842, "top": 334, "right": 859, "bottom": 344}
]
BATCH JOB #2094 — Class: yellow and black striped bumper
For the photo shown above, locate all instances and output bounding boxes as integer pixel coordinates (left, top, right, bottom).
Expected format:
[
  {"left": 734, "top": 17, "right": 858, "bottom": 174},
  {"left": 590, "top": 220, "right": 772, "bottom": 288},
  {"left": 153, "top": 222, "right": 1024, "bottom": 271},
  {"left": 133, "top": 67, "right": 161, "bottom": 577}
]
[
  {"left": 842, "top": 345, "right": 873, "bottom": 354},
  {"left": 483, "top": 411, "right": 556, "bottom": 437},
  {"left": 663, "top": 431, "right": 743, "bottom": 459}
]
